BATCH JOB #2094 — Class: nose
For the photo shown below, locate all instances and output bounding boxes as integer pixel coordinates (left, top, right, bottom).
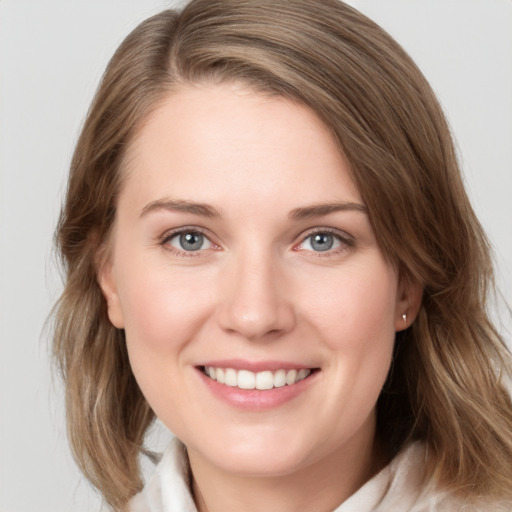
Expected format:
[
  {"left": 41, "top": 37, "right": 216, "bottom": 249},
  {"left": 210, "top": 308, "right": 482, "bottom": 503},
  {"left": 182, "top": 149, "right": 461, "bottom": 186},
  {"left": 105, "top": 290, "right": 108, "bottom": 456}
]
[{"left": 217, "top": 249, "right": 296, "bottom": 341}]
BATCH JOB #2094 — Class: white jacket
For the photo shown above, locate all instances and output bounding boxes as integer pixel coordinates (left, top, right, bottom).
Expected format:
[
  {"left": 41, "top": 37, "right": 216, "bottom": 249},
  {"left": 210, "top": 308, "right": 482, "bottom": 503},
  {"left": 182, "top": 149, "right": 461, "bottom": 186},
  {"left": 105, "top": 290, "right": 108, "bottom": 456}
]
[{"left": 129, "top": 437, "right": 508, "bottom": 511}]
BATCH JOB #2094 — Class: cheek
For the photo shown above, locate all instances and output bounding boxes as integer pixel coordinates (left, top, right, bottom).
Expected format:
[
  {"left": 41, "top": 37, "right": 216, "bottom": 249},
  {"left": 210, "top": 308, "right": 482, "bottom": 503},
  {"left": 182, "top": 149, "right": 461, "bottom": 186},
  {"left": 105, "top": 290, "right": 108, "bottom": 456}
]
[
  {"left": 305, "top": 261, "right": 398, "bottom": 349},
  {"left": 115, "top": 256, "right": 214, "bottom": 356},
  {"left": 303, "top": 260, "right": 398, "bottom": 403},
  {"left": 115, "top": 262, "right": 215, "bottom": 420}
]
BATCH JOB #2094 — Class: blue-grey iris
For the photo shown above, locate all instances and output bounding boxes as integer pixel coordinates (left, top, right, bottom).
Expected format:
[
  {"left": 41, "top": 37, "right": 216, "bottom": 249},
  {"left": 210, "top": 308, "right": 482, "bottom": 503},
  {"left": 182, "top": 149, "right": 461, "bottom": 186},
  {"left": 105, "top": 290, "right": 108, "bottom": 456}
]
[
  {"left": 311, "top": 233, "right": 334, "bottom": 251},
  {"left": 180, "top": 232, "right": 204, "bottom": 251}
]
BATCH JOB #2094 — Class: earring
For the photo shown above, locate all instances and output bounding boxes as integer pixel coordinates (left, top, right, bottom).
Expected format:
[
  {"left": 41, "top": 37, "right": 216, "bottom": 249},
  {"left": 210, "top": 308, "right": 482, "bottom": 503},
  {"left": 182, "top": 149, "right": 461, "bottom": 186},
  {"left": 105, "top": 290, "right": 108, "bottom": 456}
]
[{"left": 402, "top": 313, "right": 407, "bottom": 324}]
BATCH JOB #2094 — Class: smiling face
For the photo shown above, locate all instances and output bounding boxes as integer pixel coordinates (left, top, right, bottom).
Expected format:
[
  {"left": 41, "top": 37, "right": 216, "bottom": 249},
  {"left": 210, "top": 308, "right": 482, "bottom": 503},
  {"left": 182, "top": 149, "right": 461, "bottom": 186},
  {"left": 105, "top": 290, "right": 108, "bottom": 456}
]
[{"left": 99, "top": 82, "right": 414, "bottom": 480}]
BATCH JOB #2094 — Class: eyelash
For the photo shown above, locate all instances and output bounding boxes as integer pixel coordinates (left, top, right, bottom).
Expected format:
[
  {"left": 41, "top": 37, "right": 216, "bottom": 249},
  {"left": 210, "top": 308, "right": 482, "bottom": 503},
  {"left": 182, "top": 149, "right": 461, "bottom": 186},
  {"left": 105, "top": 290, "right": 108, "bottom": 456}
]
[
  {"left": 160, "top": 227, "right": 218, "bottom": 257},
  {"left": 159, "top": 227, "right": 354, "bottom": 257},
  {"left": 294, "top": 227, "right": 354, "bottom": 257}
]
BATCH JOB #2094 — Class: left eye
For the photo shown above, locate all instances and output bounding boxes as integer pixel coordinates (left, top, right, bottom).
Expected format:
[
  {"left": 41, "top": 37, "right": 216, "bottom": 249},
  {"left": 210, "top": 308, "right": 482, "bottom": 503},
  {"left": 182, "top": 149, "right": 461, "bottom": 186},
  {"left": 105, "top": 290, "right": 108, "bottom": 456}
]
[
  {"left": 166, "top": 231, "right": 213, "bottom": 252},
  {"left": 298, "top": 232, "right": 344, "bottom": 252}
]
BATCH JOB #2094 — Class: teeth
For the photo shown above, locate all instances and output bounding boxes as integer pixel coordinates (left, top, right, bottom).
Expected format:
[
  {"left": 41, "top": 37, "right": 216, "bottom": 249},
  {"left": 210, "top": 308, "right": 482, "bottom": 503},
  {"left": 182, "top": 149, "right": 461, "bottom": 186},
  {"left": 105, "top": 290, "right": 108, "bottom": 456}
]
[
  {"left": 274, "top": 369, "right": 287, "bottom": 388},
  {"left": 256, "top": 371, "right": 273, "bottom": 390},
  {"left": 203, "top": 366, "right": 312, "bottom": 390},
  {"left": 286, "top": 369, "right": 297, "bottom": 385},
  {"left": 225, "top": 368, "right": 237, "bottom": 387},
  {"left": 238, "top": 370, "right": 256, "bottom": 389}
]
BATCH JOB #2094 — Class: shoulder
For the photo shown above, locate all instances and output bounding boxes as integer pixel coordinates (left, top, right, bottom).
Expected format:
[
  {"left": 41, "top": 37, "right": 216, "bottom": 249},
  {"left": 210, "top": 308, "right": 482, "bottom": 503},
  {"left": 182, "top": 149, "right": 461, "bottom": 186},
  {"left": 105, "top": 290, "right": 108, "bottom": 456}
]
[
  {"left": 380, "top": 443, "right": 512, "bottom": 512},
  {"left": 339, "top": 443, "right": 512, "bottom": 512}
]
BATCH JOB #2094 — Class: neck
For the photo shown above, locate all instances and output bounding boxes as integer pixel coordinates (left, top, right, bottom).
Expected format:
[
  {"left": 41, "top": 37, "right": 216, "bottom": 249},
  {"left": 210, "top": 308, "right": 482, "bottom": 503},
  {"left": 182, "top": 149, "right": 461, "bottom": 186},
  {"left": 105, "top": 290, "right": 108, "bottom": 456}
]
[{"left": 188, "top": 426, "right": 384, "bottom": 512}]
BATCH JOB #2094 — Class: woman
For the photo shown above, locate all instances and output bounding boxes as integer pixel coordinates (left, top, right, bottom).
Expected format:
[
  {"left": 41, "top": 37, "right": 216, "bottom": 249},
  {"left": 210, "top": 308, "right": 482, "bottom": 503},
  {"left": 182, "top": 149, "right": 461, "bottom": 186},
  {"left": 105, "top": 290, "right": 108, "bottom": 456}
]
[{"left": 53, "top": 0, "right": 512, "bottom": 510}]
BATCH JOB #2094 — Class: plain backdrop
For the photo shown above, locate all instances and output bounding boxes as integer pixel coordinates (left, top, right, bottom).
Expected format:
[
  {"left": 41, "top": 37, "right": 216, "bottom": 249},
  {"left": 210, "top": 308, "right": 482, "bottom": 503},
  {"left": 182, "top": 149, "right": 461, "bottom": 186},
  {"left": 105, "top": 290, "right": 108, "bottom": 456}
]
[{"left": 1, "top": 1, "right": 511, "bottom": 511}]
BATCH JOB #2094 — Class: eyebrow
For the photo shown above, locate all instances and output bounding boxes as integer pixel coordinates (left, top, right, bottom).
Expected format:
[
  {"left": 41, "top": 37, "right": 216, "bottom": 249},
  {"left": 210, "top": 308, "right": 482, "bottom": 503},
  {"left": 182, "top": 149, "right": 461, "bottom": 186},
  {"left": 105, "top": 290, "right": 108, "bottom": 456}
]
[
  {"left": 140, "top": 198, "right": 220, "bottom": 218},
  {"left": 140, "top": 198, "right": 367, "bottom": 220},
  {"left": 288, "top": 202, "right": 367, "bottom": 220}
]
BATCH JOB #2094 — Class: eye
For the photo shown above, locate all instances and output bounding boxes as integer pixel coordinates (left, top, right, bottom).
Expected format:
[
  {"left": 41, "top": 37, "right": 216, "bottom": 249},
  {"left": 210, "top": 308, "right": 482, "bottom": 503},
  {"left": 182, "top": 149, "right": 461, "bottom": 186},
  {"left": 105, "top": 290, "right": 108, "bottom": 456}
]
[
  {"left": 296, "top": 229, "right": 352, "bottom": 253},
  {"left": 165, "top": 230, "right": 214, "bottom": 252}
]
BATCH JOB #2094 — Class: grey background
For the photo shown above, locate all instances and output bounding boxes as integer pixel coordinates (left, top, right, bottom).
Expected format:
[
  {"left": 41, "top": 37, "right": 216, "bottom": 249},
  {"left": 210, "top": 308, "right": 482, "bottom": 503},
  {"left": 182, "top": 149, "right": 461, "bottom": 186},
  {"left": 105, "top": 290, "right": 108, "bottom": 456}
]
[{"left": 1, "top": 1, "right": 511, "bottom": 511}]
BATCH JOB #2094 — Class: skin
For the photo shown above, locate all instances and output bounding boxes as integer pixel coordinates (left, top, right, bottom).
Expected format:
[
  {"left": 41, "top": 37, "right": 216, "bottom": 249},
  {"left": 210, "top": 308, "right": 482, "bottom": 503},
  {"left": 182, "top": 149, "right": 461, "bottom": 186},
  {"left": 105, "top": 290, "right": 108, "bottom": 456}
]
[{"left": 99, "top": 82, "right": 421, "bottom": 512}]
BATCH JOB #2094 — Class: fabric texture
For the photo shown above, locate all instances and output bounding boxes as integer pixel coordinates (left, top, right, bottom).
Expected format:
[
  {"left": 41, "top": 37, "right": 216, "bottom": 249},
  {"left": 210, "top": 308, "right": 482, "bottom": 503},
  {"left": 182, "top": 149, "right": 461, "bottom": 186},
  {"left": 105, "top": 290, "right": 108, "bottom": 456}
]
[{"left": 128, "top": 437, "right": 507, "bottom": 511}]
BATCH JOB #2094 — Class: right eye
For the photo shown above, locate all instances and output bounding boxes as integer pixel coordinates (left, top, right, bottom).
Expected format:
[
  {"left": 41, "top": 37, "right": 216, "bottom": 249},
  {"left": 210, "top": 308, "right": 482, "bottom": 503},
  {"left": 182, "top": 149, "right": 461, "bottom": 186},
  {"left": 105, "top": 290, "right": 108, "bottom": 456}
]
[{"left": 164, "top": 230, "right": 214, "bottom": 253}]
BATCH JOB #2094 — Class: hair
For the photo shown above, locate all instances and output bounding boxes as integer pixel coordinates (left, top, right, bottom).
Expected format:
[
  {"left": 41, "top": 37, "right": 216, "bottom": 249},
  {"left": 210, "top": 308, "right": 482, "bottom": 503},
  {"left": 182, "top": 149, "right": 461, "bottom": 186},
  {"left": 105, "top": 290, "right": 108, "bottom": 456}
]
[{"left": 53, "top": 0, "right": 512, "bottom": 510}]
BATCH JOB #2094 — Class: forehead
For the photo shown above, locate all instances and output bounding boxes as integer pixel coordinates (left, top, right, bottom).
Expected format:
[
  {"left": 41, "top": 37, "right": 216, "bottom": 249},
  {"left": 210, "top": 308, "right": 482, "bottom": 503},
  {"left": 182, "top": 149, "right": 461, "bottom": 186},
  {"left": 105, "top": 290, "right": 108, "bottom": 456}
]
[{"left": 119, "top": 82, "right": 362, "bottom": 213}]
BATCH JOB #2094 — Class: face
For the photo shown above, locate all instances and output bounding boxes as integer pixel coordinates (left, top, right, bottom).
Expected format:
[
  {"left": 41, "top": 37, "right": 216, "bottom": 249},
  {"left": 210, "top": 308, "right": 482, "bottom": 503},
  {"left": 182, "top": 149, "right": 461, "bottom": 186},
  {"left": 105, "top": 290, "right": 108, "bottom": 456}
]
[{"left": 100, "top": 83, "right": 414, "bottom": 478}]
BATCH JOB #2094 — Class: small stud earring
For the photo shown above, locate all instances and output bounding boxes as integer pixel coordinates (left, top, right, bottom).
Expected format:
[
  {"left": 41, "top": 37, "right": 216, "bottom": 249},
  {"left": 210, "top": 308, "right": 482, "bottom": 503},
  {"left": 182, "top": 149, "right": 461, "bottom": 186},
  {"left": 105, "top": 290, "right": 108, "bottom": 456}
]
[{"left": 402, "top": 313, "right": 407, "bottom": 323}]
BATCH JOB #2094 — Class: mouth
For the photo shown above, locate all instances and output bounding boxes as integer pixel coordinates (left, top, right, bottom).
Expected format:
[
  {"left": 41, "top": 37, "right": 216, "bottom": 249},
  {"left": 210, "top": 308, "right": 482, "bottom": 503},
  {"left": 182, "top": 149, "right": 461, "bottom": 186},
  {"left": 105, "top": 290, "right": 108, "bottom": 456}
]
[{"left": 200, "top": 366, "right": 317, "bottom": 391}]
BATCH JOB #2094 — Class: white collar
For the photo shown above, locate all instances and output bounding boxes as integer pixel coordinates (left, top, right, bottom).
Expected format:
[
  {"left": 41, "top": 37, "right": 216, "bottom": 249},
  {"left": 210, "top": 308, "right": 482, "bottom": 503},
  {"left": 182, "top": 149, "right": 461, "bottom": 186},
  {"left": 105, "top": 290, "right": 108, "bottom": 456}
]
[{"left": 129, "top": 437, "right": 459, "bottom": 512}]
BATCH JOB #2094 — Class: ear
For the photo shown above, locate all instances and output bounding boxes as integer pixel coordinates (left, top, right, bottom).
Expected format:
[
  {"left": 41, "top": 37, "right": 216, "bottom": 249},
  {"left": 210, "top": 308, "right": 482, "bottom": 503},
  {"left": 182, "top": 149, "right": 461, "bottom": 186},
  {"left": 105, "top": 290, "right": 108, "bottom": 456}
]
[
  {"left": 97, "top": 257, "right": 125, "bottom": 329},
  {"left": 394, "top": 276, "right": 423, "bottom": 332}
]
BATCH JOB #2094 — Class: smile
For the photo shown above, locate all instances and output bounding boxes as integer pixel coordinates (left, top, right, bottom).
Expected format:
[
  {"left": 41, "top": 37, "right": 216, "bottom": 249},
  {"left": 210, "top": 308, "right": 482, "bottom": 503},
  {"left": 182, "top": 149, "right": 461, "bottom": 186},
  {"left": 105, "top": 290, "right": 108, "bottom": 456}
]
[{"left": 202, "top": 366, "right": 312, "bottom": 390}]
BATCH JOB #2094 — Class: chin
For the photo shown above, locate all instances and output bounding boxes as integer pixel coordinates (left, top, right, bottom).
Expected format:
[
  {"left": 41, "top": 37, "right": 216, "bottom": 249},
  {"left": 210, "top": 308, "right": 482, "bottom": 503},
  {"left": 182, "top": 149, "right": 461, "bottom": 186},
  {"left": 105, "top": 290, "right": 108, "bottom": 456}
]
[
  {"left": 187, "top": 427, "right": 313, "bottom": 477},
  {"left": 213, "top": 450, "right": 308, "bottom": 477}
]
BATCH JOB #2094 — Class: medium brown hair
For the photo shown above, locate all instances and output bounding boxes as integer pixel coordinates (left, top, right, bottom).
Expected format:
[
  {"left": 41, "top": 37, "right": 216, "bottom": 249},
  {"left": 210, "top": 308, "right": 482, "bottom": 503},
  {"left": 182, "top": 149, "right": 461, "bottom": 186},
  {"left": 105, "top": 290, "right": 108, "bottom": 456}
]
[{"left": 53, "top": 0, "right": 512, "bottom": 509}]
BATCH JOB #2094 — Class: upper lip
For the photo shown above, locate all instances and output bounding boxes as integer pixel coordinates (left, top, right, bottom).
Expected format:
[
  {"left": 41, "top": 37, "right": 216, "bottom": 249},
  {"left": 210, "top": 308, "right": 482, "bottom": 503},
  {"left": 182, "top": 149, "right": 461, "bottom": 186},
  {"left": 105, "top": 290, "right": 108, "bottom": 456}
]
[{"left": 197, "top": 359, "right": 316, "bottom": 372}]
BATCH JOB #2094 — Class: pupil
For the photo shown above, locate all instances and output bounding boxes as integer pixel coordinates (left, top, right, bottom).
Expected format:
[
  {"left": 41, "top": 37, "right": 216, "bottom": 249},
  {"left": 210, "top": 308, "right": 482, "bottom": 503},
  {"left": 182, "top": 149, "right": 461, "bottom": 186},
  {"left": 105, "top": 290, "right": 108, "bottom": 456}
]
[
  {"left": 311, "top": 233, "right": 333, "bottom": 251},
  {"left": 180, "top": 232, "right": 203, "bottom": 251}
]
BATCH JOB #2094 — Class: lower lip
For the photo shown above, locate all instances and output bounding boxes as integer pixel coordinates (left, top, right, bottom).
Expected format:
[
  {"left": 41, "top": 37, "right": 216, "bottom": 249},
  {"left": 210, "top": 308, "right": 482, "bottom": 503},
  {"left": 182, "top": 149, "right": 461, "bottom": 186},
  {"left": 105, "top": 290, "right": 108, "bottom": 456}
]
[{"left": 197, "top": 369, "right": 318, "bottom": 411}]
